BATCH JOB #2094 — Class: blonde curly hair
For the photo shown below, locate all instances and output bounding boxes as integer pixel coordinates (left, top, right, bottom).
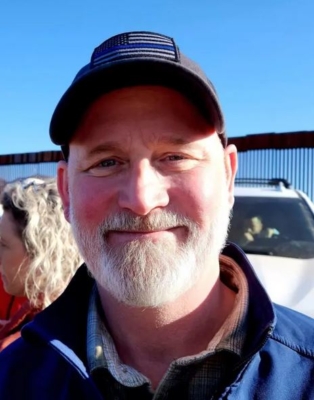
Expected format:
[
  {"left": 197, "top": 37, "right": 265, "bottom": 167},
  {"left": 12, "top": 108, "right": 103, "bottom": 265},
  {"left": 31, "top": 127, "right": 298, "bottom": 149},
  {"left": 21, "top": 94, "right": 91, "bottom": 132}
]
[{"left": 1, "top": 176, "right": 82, "bottom": 309}]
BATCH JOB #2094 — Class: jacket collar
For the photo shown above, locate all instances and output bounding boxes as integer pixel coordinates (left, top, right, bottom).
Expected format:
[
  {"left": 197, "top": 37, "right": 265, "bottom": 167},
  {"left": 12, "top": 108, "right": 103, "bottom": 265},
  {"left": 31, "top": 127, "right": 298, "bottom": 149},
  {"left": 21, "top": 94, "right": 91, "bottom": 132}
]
[{"left": 223, "top": 243, "right": 276, "bottom": 352}]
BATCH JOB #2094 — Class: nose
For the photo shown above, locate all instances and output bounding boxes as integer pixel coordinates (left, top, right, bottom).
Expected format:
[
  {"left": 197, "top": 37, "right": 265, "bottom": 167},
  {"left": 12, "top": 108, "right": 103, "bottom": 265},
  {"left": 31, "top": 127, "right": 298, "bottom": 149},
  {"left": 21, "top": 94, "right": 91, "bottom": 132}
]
[{"left": 118, "top": 160, "right": 169, "bottom": 215}]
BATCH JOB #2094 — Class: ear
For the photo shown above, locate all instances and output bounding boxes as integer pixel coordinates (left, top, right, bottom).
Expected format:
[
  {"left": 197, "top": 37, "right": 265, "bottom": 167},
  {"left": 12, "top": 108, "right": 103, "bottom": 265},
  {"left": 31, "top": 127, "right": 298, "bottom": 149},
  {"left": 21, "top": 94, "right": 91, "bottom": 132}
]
[
  {"left": 57, "top": 160, "right": 70, "bottom": 222},
  {"left": 224, "top": 144, "right": 238, "bottom": 208}
]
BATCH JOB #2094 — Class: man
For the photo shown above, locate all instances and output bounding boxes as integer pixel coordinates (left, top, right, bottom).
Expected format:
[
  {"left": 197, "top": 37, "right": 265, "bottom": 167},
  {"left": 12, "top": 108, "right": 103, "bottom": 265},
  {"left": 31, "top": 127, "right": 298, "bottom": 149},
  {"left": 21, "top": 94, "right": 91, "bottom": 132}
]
[
  {"left": 240, "top": 215, "right": 279, "bottom": 246},
  {"left": 0, "top": 31, "right": 313, "bottom": 399}
]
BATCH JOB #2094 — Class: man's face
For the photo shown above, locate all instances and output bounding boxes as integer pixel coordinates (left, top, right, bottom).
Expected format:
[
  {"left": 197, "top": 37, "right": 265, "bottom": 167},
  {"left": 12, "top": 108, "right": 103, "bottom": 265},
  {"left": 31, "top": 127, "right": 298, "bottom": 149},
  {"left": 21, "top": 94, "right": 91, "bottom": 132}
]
[
  {"left": 58, "top": 86, "right": 237, "bottom": 307},
  {"left": 250, "top": 217, "right": 263, "bottom": 234}
]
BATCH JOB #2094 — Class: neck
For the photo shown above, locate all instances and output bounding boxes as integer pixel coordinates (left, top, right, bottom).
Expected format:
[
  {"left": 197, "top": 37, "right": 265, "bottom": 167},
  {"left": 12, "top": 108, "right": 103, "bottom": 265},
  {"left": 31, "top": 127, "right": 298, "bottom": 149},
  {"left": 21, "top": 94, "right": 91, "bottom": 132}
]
[{"left": 97, "top": 258, "right": 235, "bottom": 388}]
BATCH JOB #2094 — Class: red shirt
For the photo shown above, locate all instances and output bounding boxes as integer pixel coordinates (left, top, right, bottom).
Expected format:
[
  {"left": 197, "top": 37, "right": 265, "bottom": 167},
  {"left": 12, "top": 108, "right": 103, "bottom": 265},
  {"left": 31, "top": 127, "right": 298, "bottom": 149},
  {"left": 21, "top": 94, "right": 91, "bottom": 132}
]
[{"left": 0, "top": 277, "right": 26, "bottom": 320}]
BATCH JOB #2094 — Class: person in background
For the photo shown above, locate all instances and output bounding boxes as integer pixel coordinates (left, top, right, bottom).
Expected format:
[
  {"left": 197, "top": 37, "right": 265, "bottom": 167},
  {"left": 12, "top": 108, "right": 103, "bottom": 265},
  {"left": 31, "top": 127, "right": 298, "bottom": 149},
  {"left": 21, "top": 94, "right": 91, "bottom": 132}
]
[
  {"left": 240, "top": 215, "right": 280, "bottom": 246},
  {"left": 0, "top": 178, "right": 26, "bottom": 324},
  {"left": 0, "top": 176, "right": 82, "bottom": 350}
]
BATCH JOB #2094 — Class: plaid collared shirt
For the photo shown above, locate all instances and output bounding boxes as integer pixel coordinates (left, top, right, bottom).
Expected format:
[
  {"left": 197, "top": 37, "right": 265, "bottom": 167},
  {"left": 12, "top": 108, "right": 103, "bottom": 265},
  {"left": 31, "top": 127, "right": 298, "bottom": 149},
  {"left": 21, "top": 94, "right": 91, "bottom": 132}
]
[{"left": 87, "top": 255, "right": 249, "bottom": 399}]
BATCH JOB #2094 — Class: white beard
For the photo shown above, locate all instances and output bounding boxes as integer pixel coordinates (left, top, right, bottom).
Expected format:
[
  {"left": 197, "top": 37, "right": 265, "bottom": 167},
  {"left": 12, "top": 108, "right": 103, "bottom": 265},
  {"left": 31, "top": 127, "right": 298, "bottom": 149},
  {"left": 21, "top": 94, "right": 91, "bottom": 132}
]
[{"left": 69, "top": 186, "right": 231, "bottom": 307}]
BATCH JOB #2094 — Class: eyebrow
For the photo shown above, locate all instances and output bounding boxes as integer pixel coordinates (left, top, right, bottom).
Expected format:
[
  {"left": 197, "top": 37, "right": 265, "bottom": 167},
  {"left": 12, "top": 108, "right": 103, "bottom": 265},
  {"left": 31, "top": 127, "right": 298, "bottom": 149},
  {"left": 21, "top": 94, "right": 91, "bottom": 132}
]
[
  {"left": 86, "top": 136, "right": 195, "bottom": 157},
  {"left": 158, "top": 137, "right": 193, "bottom": 146},
  {"left": 86, "top": 142, "right": 125, "bottom": 158}
]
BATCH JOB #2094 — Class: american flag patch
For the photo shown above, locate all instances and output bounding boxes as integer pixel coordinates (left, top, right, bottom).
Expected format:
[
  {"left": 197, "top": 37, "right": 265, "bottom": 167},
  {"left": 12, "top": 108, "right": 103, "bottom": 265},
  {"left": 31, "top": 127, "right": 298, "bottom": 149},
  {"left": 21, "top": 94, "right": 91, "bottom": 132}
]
[{"left": 91, "top": 31, "right": 178, "bottom": 68}]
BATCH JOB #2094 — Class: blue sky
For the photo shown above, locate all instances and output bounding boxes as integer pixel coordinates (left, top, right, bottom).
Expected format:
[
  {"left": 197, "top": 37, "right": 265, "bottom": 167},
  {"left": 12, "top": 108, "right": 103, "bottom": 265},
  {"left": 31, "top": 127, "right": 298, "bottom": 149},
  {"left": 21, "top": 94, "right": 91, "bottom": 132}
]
[{"left": 1, "top": 0, "right": 313, "bottom": 155}]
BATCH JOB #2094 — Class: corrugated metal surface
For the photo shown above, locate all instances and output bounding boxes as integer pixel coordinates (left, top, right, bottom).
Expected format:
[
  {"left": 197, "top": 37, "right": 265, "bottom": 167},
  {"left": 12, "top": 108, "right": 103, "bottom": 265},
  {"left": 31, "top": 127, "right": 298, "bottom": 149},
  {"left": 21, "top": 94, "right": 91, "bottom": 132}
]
[
  {"left": 0, "top": 162, "right": 57, "bottom": 181},
  {"left": 236, "top": 148, "right": 314, "bottom": 201}
]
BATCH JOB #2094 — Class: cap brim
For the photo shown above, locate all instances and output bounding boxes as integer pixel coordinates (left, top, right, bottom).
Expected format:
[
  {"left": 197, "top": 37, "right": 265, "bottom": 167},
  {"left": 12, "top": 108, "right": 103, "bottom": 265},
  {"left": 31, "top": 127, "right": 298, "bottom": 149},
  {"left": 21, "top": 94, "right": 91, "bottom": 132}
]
[{"left": 49, "top": 59, "right": 225, "bottom": 146}]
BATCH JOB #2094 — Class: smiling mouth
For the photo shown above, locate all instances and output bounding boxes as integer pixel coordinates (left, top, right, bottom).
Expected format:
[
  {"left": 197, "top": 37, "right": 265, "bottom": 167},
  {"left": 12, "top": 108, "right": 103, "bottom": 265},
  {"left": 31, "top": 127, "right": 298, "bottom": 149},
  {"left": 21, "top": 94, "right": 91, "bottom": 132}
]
[
  {"left": 109, "top": 227, "right": 179, "bottom": 234},
  {"left": 104, "top": 227, "right": 180, "bottom": 240},
  {"left": 115, "top": 228, "right": 168, "bottom": 232}
]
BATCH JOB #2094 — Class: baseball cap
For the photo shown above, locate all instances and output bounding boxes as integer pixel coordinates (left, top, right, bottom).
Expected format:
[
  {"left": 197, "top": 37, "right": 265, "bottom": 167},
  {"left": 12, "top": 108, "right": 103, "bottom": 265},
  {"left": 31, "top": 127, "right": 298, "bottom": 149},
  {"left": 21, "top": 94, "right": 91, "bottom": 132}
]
[{"left": 49, "top": 31, "right": 226, "bottom": 151}]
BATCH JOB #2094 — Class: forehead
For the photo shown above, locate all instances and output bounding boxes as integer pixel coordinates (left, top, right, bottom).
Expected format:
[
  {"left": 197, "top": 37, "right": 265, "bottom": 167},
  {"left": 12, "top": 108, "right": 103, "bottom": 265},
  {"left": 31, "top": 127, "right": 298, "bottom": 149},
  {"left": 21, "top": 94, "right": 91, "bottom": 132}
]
[
  {"left": 70, "top": 86, "right": 216, "bottom": 148},
  {"left": 251, "top": 217, "right": 262, "bottom": 223}
]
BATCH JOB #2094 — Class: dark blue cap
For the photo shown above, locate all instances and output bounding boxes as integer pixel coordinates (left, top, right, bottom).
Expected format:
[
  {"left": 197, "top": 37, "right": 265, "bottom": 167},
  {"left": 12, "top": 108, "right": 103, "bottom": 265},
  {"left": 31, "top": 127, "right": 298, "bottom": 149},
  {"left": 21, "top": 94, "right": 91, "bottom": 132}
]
[{"left": 49, "top": 31, "right": 226, "bottom": 148}]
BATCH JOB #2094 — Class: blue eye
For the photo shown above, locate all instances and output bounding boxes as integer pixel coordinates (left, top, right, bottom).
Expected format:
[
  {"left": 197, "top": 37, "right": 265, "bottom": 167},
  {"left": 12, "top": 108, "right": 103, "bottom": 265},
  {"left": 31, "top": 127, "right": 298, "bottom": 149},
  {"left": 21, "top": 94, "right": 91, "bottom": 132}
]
[
  {"left": 167, "top": 155, "right": 184, "bottom": 161},
  {"left": 87, "top": 157, "right": 123, "bottom": 176},
  {"left": 99, "top": 159, "right": 117, "bottom": 168}
]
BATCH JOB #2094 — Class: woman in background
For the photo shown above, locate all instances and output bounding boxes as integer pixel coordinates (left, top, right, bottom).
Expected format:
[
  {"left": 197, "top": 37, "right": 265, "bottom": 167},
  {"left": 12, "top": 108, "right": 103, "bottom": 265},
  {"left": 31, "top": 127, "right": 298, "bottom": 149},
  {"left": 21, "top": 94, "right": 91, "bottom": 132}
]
[
  {"left": 0, "top": 177, "right": 25, "bottom": 323},
  {"left": 0, "top": 176, "right": 82, "bottom": 350}
]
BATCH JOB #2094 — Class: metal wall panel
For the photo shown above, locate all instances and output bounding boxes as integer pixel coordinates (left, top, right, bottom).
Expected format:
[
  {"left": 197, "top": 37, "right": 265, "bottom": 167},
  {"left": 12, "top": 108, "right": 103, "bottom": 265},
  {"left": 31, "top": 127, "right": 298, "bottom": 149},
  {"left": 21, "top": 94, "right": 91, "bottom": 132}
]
[{"left": 236, "top": 148, "right": 314, "bottom": 200}]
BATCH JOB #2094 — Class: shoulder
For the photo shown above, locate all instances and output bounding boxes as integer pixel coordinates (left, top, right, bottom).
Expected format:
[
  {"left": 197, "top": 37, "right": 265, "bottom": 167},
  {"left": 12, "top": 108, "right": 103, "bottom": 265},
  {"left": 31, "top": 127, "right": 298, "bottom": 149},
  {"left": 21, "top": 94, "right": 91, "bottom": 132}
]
[
  {"left": 0, "top": 331, "right": 21, "bottom": 351},
  {"left": 232, "top": 306, "right": 314, "bottom": 399},
  {"left": 0, "top": 337, "right": 95, "bottom": 399},
  {"left": 0, "top": 338, "right": 42, "bottom": 398},
  {"left": 269, "top": 304, "right": 314, "bottom": 359},
  {"left": 0, "top": 336, "right": 51, "bottom": 374}
]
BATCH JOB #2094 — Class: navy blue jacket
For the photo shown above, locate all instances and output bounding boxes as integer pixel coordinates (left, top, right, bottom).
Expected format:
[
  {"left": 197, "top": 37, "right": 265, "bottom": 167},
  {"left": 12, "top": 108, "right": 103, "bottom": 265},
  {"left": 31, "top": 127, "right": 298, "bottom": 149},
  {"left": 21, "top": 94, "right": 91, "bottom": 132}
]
[{"left": 0, "top": 243, "right": 314, "bottom": 399}]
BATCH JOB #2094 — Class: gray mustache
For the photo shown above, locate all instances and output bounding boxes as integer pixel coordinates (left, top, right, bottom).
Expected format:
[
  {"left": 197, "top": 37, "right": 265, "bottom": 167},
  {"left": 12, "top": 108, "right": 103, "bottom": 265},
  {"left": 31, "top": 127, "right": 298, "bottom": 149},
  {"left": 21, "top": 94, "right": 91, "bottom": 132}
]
[{"left": 100, "top": 211, "right": 195, "bottom": 233}]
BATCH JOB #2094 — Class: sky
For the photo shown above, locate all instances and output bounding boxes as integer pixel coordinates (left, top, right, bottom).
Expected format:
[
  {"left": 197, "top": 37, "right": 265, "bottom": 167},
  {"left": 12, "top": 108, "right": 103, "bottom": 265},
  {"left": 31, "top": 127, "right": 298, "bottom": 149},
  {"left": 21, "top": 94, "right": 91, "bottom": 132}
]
[{"left": 0, "top": 0, "right": 313, "bottom": 155}]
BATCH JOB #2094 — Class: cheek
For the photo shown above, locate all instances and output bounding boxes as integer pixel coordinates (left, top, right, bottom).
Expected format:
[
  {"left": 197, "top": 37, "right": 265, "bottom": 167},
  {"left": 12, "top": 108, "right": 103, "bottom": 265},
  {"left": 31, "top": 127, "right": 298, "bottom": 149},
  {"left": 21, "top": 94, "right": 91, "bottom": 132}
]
[
  {"left": 1, "top": 249, "right": 17, "bottom": 274},
  {"left": 70, "top": 176, "right": 117, "bottom": 224},
  {"left": 169, "top": 174, "right": 214, "bottom": 222},
  {"left": 1, "top": 248, "right": 26, "bottom": 286},
  {"left": 170, "top": 167, "right": 223, "bottom": 224}
]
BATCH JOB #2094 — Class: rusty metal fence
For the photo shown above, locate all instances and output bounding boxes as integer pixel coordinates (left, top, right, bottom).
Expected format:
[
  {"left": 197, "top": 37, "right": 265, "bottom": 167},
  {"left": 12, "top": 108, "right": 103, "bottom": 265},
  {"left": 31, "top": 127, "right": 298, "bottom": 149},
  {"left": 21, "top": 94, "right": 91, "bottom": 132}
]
[
  {"left": 0, "top": 152, "right": 62, "bottom": 182},
  {"left": 231, "top": 131, "right": 314, "bottom": 200},
  {"left": 1, "top": 130, "right": 314, "bottom": 199}
]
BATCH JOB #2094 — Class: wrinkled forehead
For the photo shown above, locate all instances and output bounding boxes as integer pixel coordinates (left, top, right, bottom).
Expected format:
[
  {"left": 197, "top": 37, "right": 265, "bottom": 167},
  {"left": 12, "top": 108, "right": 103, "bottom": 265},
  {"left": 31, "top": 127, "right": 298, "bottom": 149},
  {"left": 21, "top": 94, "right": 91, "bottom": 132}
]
[{"left": 65, "top": 86, "right": 219, "bottom": 157}]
